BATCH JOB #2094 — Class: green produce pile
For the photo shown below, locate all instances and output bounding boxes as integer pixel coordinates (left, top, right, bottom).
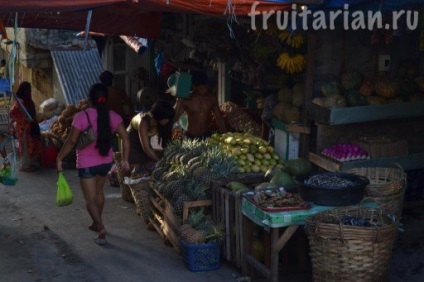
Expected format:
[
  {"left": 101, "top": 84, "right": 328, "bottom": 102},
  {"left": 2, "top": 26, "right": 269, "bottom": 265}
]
[{"left": 208, "top": 132, "right": 282, "bottom": 174}]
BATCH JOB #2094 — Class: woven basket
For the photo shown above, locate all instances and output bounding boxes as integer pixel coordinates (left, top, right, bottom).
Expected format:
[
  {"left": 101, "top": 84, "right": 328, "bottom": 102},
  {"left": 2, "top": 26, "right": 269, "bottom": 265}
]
[
  {"left": 346, "top": 164, "right": 406, "bottom": 219},
  {"left": 113, "top": 152, "right": 134, "bottom": 203},
  {"left": 306, "top": 205, "right": 398, "bottom": 282},
  {"left": 129, "top": 180, "right": 152, "bottom": 225}
]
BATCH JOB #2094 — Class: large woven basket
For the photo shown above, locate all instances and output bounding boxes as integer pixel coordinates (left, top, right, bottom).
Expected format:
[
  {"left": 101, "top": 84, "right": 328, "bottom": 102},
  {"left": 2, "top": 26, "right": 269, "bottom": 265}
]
[
  {"left": 113, "top": 152, "right": 134, "bottom": 203},
  {"left": 346, "top": 164, "right": 406, "bottom": 219},
  {"left": 306, "top": 205, "right": 398, "bottom": 282},
  {"left": 129, "top": 180, "right": 152, "bottom": 225}
]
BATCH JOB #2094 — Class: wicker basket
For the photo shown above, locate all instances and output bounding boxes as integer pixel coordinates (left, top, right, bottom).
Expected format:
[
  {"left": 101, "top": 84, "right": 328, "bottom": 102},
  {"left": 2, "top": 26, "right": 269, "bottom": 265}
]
[
  {"left": 129, "top": 180, "right": 152, "bottom": 225},
  {"left": 346, "top": 164, "right": 406, "bottom": 219},
  {"left": 306, "top": 205, "right": 398, "bottom": 282},
  {"left": 113, "top": 152, "right": 134, "bottom": 203}
]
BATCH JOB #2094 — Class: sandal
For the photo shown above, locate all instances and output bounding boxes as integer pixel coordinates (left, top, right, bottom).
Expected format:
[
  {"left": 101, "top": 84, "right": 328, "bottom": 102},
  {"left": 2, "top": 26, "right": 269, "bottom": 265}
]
[{"left": 94, "top": 236, "right": 107, "bottom": 245}]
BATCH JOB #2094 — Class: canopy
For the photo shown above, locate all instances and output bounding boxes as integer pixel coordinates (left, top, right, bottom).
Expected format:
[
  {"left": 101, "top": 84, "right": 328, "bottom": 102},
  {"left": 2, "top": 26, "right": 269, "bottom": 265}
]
[
  {"left": 0, "top": 1, "right": 161, "bottom": 38},
  {"left": 0, "top": 0, "right": 294, "bottom": 37}
]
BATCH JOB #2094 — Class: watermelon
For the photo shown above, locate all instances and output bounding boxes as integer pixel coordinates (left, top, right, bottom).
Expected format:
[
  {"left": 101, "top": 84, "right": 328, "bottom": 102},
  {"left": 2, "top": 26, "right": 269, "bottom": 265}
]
[
  {"left": 286, "top": 158, "right": 313, "bottom": 176},
  {"left": 270, "top": 171, "right": 294, "bottom": 187},
  {"left": 323, "top": 95, "right": 347, "bottom": 109},
  {"left": 321, "top": 82, "right": 342, "bottom": 97},
  {"left": 344, "top": 90, "right": 367, "bottom": 107},
  {"left": 341, "top": 70, "right": 363, "bottom": 90}
]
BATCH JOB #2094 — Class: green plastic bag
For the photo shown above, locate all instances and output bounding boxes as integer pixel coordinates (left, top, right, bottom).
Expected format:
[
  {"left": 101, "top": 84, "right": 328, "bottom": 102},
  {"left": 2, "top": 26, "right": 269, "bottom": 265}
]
[{"left": 56, "top": 172, "right": 73, "bottom": 207}]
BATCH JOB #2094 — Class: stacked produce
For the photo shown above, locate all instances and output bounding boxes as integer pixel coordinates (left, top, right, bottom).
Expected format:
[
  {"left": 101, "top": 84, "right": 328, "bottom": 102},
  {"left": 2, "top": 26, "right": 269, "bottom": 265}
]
[
  {"left": 275, "top": 30, "right": 306, "bottom": 74},
  {"left": 49, "top": 100, "right": 89, "bottom": 141},
  {"left": 219, "top": 101, "right": 261, "bottom": 136},
  {"left": 224, "top": 158, "right": 313, "bottom": 194},
  {"left": 315, "top": 66, "right": 424, "bottom": 109},
  {"left": 179, "top": 208, "right": 225, "bottom": 245},
  {"left": 321, "top": 144, "right": 369, "bottom": 162},
  {"left": 272, "top": 83, "right": 305, "bottom": 124},
  {"left": 207, "top": 132, "right": 281, "bottom": 174},
  {"left": 151, "top": 138, "right": 238, "bottom": 215}
]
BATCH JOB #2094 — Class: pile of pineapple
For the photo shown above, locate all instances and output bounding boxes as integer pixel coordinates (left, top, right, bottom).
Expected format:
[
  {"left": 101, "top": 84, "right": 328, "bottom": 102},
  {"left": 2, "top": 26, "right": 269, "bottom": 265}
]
[
  {"left": 179, "top": 208, "right": 225, "bottom": 245},
  {"left": 151, "top": 138, "right": 238, "bottom": 216},
  {"left": 208, "top": 132, "right": 282, "bottom": 174}
]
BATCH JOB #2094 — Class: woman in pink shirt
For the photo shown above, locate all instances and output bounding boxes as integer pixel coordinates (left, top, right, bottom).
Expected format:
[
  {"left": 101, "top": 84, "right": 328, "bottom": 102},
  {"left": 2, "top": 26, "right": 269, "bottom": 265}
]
[{"left": 56, "top": 83, "right": 130, "bottom": 245}]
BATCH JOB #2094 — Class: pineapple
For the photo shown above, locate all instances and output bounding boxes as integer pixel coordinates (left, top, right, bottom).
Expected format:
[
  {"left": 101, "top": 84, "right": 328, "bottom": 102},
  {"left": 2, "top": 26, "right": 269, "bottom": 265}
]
[
  {"left": 163, "top": 179, "right": 186, "bottom": 200},
  {"left": 180, "top": 227, "right": 196, "bottom": 242},
  {"left": 152, "top": 166, "right": 169, "bottom": 181},
  {"left": 189, "top": 161, "right": 204, "bottom": 174},
  {"left": 193, "top": 167, "right": 216, "bottom": 187},
  {"left": 187, "top": 156, "right": 203, "bottom": 168},
  {"left": 173, "top": 193, "right": 191, "bottom": 215},
  {"left": 186, "top": 229, "right": 207, "bottom": 244},
  {"left": 205, "top": 224, "right": 226, "bottom": 244},
  {"left": 184, "top": 179, "right": 207, "bottom": 201}
]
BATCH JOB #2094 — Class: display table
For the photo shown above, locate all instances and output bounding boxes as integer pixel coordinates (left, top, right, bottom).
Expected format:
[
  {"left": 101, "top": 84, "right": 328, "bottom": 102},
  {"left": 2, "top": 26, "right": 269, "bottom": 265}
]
[{"left": 241, "top": 198, "right": 375, "bottom": 282}]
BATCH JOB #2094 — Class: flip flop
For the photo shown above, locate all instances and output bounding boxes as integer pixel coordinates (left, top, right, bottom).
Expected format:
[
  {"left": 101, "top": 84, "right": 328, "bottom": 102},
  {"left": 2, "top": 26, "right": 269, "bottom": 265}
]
[{"left": 94, "top": 237, "right": 107, "bottom": 245}]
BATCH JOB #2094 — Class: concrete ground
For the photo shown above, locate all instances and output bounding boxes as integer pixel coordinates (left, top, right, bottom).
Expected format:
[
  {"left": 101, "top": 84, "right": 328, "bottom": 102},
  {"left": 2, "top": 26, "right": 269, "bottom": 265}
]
[{"left": 1, "top": 167, "right": 423, "bottom": 282}]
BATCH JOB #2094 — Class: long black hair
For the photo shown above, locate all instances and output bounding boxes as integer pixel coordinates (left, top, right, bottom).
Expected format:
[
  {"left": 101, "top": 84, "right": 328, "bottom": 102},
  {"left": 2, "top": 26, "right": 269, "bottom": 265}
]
[
  {"left": 16, "top": 81, "right": 36, "bottom": 119},
  {"left": 150, "top": 100, "right": 175, "bottom": 147},
  {"left": 89, "top": 83, "right": 111, "bottom": 156}
]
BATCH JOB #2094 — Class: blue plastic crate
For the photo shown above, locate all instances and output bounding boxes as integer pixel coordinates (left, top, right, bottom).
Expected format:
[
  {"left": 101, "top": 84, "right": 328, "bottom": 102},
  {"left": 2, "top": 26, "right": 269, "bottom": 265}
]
[{"left": 179, "top": 240, "right": 221, "bottom": 272}]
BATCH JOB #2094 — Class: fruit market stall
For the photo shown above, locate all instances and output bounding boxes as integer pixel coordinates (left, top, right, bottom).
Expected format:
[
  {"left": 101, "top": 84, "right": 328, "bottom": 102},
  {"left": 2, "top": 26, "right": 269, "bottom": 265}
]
[{"left": 300, "top": 16, "right": 424, "bottom": 207}]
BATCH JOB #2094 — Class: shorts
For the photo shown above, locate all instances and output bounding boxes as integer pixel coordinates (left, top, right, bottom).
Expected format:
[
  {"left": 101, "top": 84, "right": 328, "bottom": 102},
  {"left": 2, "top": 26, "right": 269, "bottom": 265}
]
[{"left": 78, "top": 162, "right": 113, "bottom": 179}]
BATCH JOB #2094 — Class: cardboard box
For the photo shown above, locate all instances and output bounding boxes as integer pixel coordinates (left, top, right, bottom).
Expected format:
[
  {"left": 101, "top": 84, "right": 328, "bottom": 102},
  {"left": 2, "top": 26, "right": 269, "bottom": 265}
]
[{"left": 356, "top": 136, "right": 408, "bottom": 159}]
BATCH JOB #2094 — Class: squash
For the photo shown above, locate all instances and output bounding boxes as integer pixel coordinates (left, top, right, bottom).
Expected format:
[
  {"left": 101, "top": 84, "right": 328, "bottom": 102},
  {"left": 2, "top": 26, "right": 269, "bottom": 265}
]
[
  {"left": 358, "top": 78, "right": 374, "bottom": 96},
  {"left": 341, "top": 70, "right": 363, "bottom": 90},
  {"left": 312, "top": 97, "right": 324, "bottom": 107},
  {"left": 366, "top": 96, "right": 387, "bottom": 105},
  {"left": 398, "top": 78, "right": 416, "bottom": 102},
  {"left": 323, "top": 95, "right": 347, "bottom": 109},
  {"left": 374, "top": 78, "right": 398, "bottom": 98}
]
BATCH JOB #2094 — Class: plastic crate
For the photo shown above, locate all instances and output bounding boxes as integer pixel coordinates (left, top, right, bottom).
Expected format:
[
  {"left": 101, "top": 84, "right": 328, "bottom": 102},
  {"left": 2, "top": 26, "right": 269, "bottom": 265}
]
[{"left": 179, "top": 240, "right": 221, "bottom": 272}]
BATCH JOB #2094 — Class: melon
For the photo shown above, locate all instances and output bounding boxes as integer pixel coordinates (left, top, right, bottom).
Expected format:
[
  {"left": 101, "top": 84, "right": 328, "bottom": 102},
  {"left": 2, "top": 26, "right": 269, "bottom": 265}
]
[
  {"left": 366, "top": 96, "right": 387, "bottom": 105},
  {"left": 344, "top": 90, "right": 367, "bottom": 107},
  {"left": 292, "top": 90, "right": 304, "bottom": 108},
  {"left": 321, "top": 82, "right": 342, "bottom": 97},
  {"left": 358, "top": 78, "right": 374, "bottom": 96},
  {"left": 282, "top": 105, "right": 300, "bottom": 124},
  {"left": 272, "top": 102, "right": 289, "bottom": 121},
  {"left": 375, "top": 78, "right": 398, "bottom": 98},
  {"left": 341, "top": 70, "right": 363, "bottom": 90},
  {"left": 277, "top": 87, "right": 293, "bottom": 104},
  {"left": 286, "top": 158, "right": 313, "bottom": 176}
]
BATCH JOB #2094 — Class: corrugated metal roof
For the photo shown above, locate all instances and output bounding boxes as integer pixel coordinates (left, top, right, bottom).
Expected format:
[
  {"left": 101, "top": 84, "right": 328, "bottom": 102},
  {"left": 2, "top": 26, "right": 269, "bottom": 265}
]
[{"left": 51, "top": 49, "right": 103, "bottom": 105}]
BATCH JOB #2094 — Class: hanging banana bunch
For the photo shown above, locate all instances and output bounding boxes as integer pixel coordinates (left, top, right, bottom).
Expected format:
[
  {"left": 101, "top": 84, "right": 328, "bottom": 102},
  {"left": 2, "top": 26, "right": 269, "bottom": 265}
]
[
  {"left": 278, "top": 30, "right": 305, "bottom": 49},
  {"left": 276, "top": 53, "right": 306, "bottom": 74}
]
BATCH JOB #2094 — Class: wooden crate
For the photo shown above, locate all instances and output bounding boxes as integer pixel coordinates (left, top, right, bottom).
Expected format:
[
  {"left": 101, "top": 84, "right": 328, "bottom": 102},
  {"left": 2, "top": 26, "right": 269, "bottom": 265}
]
[
  {"left": 149, "top": 183, "right": 212, "bottom": 254},
  {"left": 212, "top": 174, "right": 264, "bottom": 269}
]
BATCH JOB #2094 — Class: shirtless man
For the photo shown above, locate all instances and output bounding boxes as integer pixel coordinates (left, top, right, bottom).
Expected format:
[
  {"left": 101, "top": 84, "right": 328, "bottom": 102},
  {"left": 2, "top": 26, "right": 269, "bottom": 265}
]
[{"left": 174, "top": 71, "right": 227, "bottom": 139}]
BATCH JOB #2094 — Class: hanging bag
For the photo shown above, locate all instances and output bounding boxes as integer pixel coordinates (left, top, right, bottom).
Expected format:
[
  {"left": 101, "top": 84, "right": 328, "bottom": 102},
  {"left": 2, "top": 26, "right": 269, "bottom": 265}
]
[
  {"left": 76, "top": 111, "right": 96, "bottom": 150},
  {"left": 56, "top": 172, "right": 73, "bottom": 207}
]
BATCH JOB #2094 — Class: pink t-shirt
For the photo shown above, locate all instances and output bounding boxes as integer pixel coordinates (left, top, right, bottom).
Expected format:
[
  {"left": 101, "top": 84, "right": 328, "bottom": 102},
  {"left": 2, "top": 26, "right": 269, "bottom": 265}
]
[{"left": 72, "top": 108, "right": 122, "bottom": 168}]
